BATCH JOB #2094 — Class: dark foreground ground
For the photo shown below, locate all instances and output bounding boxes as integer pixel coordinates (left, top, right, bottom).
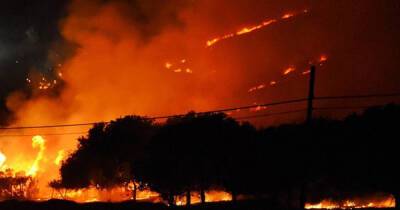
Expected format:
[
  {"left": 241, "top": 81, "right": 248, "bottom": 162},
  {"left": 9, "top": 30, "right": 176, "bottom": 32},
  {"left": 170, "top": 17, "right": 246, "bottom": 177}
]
[{"left": 0, "top": 199, "right": 395, "bottom": 210}]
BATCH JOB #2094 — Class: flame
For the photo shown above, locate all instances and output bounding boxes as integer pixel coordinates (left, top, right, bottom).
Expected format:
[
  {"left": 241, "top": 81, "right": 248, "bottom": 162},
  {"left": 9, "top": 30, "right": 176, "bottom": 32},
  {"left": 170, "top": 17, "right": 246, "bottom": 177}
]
[
  {"left": 0, "top": 152, "right": 6, "bottom": 168},
  {"left": 27, "top": 135, "right": 46, "bottom": 177},
  {"left": 305, "top": 195, "right": 395, "bottom": 209},
  {"left": 283, "top": 66, "right": 296, "bottom": 75},
  {"left": 250, "top": 105, "right": 268, "bottom": 112},
  {"left": 165, "top": 62, "right": 172, "bottom": 69},
  {"left": 282, "top": 13, "right": 295, "bottom": 19},
  {"left": 176, "top": 190, "right": 232, "bottom": 206},
  {"left": 320, "top": 55, "right": 328, "bottom": 62},
  {"left": 165, "top": 59, "right": 192, "bottom": 74},
  {"left": 49, "top": 183, "right": 160, "bottom": 203},
  {"left": 206, "top": 10, "right": 307, "bottom": 47},
  {"left": 247, "top": 53, "right": 327, "bottom": 94},
  {"left": 54, "top": 150, "right": 65, "bottom": 166},
  {"left": 248, "top": 84, "right": 266, "bottom": 92}
]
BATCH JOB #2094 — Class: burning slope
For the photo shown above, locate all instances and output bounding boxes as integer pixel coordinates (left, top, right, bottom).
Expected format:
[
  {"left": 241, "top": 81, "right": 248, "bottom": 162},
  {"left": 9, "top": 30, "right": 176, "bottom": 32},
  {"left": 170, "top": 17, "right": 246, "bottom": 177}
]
[
  {"left": 247, "top": 54, "right": 328, "bottom": 94},
  {"left": 206, "top": 9, "right": 308, "bottom": 47}
]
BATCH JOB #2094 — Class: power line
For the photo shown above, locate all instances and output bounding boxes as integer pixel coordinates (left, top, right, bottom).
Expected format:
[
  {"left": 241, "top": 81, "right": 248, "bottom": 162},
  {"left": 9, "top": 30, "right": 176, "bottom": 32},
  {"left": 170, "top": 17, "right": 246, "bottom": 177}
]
[
  {"left": 0, "top": 98, "right": 308, "bottom": 130},
  {"left": 0, "top": 109, "right": 309, "bottom": 136},
  {"left": 0, "top": 103, "right": 399, "bottom": 137}
]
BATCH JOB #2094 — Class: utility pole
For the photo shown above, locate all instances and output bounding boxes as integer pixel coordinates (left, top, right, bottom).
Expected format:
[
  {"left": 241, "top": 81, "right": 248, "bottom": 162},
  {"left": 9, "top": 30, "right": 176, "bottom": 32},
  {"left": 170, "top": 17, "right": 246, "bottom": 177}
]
[{"left": 306, "top": 65, "right": 316, "bottom": 123}]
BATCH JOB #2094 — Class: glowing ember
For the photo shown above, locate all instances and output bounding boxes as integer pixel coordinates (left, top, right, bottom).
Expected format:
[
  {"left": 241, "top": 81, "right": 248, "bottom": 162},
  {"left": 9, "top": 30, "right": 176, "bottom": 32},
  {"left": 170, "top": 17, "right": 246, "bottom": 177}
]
[
  {"left": 248, "top": 84, "right": 266, "bottom": 92},
  {"left": 165, "top": 62, "right": 172, "bottom": 69},
  {"left": 283, "top": 66, "right": 296, "bottom": 75},
  {"left": 164, "top": 59, "right": 192, "bottom": 74},
  {"left": 250, "top": 105, "right": 268, "bottom": 112},
  {"left": 282, "top": 13, "right": 295, "bottom": 19},
  {"left": 320, "top": 55, "right": 328, "bottom": 62}
]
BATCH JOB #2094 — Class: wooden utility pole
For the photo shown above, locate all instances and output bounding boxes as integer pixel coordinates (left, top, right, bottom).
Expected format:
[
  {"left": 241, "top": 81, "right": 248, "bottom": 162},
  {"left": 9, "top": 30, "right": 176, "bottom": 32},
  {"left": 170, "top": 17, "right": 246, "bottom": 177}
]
[{"left": 306, "top": 65, "right": 316, "bottom": 123}]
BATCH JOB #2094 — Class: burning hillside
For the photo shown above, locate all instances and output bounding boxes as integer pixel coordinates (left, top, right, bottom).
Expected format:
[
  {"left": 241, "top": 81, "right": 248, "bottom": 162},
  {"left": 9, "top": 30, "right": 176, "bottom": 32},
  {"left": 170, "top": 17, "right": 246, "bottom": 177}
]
[{"left": 0, "top": 0, "right": 400, "bottom": 207}]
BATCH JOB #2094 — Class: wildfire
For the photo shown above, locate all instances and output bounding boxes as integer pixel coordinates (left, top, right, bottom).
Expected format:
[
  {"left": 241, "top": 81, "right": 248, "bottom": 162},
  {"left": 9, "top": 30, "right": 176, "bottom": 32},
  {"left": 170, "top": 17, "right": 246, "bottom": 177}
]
[
  {"left": 165, "top": 62, "right": 172, "bottom": 69},
  {"left": 283, "top": 66, "right": 296, "bottom": 75},
  {"left": 282, "top": 13, "right": 295, "bottom": 19},
  {"left": 54, "top": 150, "right": 65, "bottom": 166},
  {"left": 176, "top": 190, "right": 232, "bottom": 206},
  {"left": 250, "top": 105, "right": 268, "bottom": 112},
  {"left": 164, "top": 59, "right": 193, "bottom": 74},
  {"left": 0, "top": 152, "right": 6, "bottom": 168},
  {"left": 248, "top": 84, "right": 266, "bottom": 92},
  {"left": 248, "top": 53, "right": 328, "bottom": 93},
  {"left": 27, "top": 73, "right": 62, "bottom": 91},
  {"left": 206, "top": 10, "right": 308, "bottom": 47},
  {"left": 320, "top": 55, "right": 328, "bottom": 63},
  {"left": 49, "top": 185, "right": 160, "bottom": 203},
  {"left": 305, "top": 195, "right": 395, "bottom": 209},
  {"left": 27, "top": 135, "right": 46, "bottom": 177}
]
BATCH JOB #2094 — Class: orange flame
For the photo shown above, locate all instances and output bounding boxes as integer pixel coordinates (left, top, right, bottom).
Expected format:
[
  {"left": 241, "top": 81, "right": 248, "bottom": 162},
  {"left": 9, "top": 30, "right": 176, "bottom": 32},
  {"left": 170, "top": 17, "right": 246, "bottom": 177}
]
[
  {"left": 176, "top": 190, "right": 232, "bottom": 206},
  {"left": 27, "top": 135, "right": 46, "bottom": 177},
  {"left": 206, "top": 10, "right": 308, "bottom": 47},
  {"left": 319, "top": 55, "right": 328, "bottom": 63},
  {"left": 283, "top": 66, "right": 296, "bottom": 75},
  {"left": 0, "top": 152, "right": 6, "bottom": 168},
  {"left": 54, "top": 150, "right": 65, "bottom": 166},
  {"left": 305, "top": 195, "right": 395, "bottom": 209}
]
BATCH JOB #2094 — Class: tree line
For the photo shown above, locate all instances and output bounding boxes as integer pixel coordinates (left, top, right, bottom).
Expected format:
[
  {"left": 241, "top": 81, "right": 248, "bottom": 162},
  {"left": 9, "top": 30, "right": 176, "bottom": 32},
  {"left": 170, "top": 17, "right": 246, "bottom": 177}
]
[{"left": 50, "top": 104, "right": 400, "bottom": 208}]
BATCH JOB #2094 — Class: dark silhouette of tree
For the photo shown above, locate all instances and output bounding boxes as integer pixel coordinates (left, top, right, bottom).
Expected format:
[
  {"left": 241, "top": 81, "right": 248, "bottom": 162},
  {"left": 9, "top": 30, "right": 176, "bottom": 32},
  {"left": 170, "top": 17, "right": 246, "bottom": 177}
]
[
  {"left": 138, "top": 112, "right": 258, "bottom": 206},
  {"left": 53, "top": 116, "right": 156, "bottom": 201}
]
